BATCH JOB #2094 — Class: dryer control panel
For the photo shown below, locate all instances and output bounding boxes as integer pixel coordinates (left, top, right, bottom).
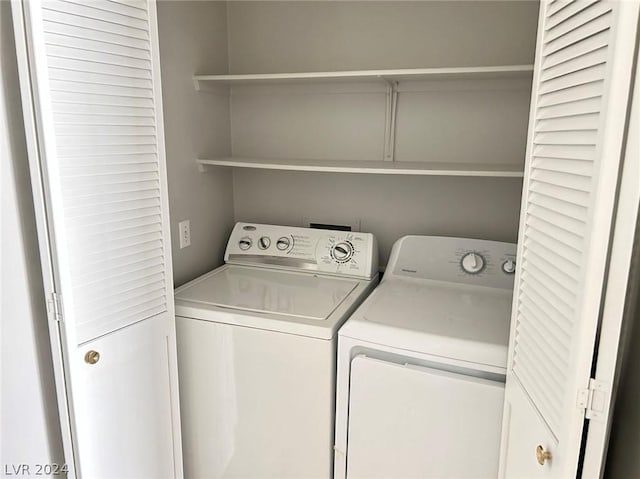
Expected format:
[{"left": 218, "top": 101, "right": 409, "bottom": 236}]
[
  {"left": 386, "top": 235, "right": 517, "bottom": 290},
  {"left": 224, "top": 223, "right": 379, "bottom": 280}
]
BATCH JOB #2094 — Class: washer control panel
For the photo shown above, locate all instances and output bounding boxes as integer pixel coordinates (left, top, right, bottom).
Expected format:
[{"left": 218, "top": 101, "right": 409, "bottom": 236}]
[
  {"left": 388, "top": 235, "right": 517, "bottom": 290},
  {"left": 224, "top": 223, "right": 379, "bottom": 279}
]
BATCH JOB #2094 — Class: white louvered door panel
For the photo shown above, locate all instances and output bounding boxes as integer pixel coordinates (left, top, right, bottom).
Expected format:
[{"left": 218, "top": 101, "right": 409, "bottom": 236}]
[
  {"left": 42, "top": 0, "right": 167, "bottom": 343},
  {"left": 12, "top": 0, "right": 183, "bottom": 477},
  {"left": 499, "top": 1, "right": 639, "bottom": 478}
]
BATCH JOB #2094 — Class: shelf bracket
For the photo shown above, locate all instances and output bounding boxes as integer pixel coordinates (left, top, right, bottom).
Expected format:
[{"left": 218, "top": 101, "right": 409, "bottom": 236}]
[{"left": 382, "top": 78, "right": 399, "bottom": 162}]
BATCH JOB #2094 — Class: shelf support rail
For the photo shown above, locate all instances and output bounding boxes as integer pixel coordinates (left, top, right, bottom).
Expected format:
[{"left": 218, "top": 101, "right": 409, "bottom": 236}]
[{"left": 382, "top": 78, "right": 399, "bottom": 162}]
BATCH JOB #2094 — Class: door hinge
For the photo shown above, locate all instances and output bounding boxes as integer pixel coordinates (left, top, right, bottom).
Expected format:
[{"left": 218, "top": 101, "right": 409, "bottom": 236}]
[
  {"left": 47, "top": 292, "right": 64, "bottom": 323},
  {"left": 577, "top": 378, "right": 609, "bottom": 421}
]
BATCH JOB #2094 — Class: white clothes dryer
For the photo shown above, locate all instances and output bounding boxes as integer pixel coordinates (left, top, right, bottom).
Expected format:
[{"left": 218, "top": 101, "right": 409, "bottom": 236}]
[
  {"left": 175, "top": 223, "right": 378, "bottom": 479},
  {"left": 334, "top": 235, "right": 516, "bottom": 479}
]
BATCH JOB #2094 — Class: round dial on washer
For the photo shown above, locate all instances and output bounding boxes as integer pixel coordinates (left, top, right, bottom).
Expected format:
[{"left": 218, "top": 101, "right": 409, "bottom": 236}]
[
  {"left": 276, "top": 236, "right": 291, "bottom": 251},
  {"left": 502, "top": 259, "right": 516, "bottom": 274},
  {"left": 238, "top": 237, "right": 252, "bottom": 251},
  {"left": 332, "top": 241, "right": 354, "bottom": 263},
  {"left": 461, "top": 252, "right": 485, "bottom": 274},
  {"left": 258, "top": 236, "right": 271, "bottom": 250}
]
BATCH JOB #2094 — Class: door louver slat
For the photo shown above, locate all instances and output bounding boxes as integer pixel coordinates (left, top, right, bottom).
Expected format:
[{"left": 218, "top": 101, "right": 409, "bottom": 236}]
[
  {"left": 44, "top": 32, "right": 150, "bottom": 62},
  {"left": 537, "top": 96, "right": 601, "bottom": 119},
  {"left": 512, "top": 351, "right": 563, "bottom": 429},
  {"left": 525, "top": 216, "right": 583, "bottom": 252},
  {"left": 512, "top": 338, "right": 566, "bottom": 399},
  {"left": 44, "top": 0, "right": 149, "bottom": 29},
  {"left": 85, "top": 295, "right": 166, "bottom": 334},
  {"left": 54, "top": 114, "right": 155, "bottom": 126},
  {"left": 517, "top": 303, "right": 572, "bottom": 361},
  {"left": 65, "top": 198, "right": 160, "bottom": 220},
  {"left": 55, "top": 0, "right": 148, "bottom": 20},
  {"left": 538, "top": 80, "right": 603, "bottom": 106},
  {"left": 543, "top": 30, "right": 608, "bottom": 70},
  {"left": 547, "top": 1, "right": 574, "bottom": 18},
  {"left": 49, "top": 68, "right": 153, "bottom": 90},
  {"left": 530, "top": 169, "right": 593, "bottom": 192},
  {"left": 78, "top": 279, "right": 165, "bottom": 315},
  {"left": 531, "top": 157, "right": 593, "bottom": 177},
  {"left": 519, "top": 292, "right": 573, "bottom": 339},
  {"left": 527, "top": 195, "right": 587, "bottom": 226},
  {"left": 538, "top": 64, "right": 606, "bottom": 95},
  {"left": 74, "top": 248, "right": 165, "bottom": 282},
  {"left": 42, "top": 8, "right": 150, "bottom": 40},
  {"left": 75, "top": 272, "right": 165, "bottom": 306},
  {"left": 543, "top": 12, "right": 612, "bottom": 56},
  {"left": 52, "top": 102, "right": 154, "bottom": 116},
  {"left": 46, "top": 47, "right": 152, "bottom": 73},
  {"left": 74, "top": 260, "right": 164, "bottom": 289},
  {"left": 527, "top": 204, "right": 587, "bottom": 237},
  {"left": 43, "top": 21, "right": 150, "bottom": 51},
  {"left": 520, "top": 265, "right": 575, "bottom": 318},
  {"left": 521, "top": 256, "right": 577, "bottom": 306},
  {"left": 524, "top": 224, "right": 583, "bottom": 265},
  {"left": 545, "top": 1, "right": 607, "bottom": 37},
  {"left": 72, "top": 223, "right": 163, "bottom": 249}
]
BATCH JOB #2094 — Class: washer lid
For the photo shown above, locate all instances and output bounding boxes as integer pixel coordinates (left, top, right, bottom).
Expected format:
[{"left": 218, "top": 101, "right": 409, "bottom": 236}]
[
  {"left": 340, "top": 279, "right": 512, "bottom": 368},
  {"left": 175, "top": 265, "right": 359, "bottom": 320}
]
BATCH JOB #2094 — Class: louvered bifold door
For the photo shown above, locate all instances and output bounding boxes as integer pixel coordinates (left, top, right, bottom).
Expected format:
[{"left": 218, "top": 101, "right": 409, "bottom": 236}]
[
  {"left": 499, "top": 1, "right": 639, "bottom": 478},
  {"left": 11, "top": 0, "right": 183, "bottom": 477}
]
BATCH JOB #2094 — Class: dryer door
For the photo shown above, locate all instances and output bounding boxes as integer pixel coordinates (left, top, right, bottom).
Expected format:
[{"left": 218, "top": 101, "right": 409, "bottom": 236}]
[{"left": 346, "top": 355, "right": 504, "bottom": 479}]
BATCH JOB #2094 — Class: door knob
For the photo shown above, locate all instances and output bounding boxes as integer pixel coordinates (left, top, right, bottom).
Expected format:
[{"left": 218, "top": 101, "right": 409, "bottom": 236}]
[
  {"left": 84, "top": 350, "right": 100, "bottom": 365},
  {"left": 536, "top": 445, "right": 552, "bottom": 465}
]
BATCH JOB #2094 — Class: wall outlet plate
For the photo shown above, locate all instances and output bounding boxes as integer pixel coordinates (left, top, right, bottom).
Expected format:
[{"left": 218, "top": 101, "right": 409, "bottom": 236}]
[{"left": 178, "top": 220, "right": 191, "bottom": 249}]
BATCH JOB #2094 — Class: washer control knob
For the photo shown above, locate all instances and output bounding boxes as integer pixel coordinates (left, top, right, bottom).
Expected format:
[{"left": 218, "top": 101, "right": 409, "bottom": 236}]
[
  {"left": 238, "top": 237, "right": 252, "bottom": 251},
  {"left": 461, "top": 252, "right": 485, "bottom": 274},
  {"left": 332, "top": 242, "right": 354, "bottom": 263},
  {"left": 502, "top": 259, "right": 516, "bottom": 274},
  {"left": 276, "top": 237, "right": 291, "bottom": 251},
  {"left": 258, "top": 236, "right": 271, "bottom": 250}
]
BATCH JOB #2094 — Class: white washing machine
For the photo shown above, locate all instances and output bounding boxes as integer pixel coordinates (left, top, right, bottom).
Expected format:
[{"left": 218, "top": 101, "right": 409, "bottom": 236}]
[
  {"left": 334, "top": 235, "right": 516, "bottom": 479},
  {"left": 175, "top": 222, "right": 378, "bottom": 479}
]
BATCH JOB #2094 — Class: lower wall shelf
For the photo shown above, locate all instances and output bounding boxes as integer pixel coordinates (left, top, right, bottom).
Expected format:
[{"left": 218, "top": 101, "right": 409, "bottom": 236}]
[{"left": 196, "top": 157, "right": 524, "bottom": 178}]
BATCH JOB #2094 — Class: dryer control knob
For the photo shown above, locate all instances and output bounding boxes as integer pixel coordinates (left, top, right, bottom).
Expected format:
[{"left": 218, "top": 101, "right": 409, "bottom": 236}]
[
  {"left": 461, "top": 252, "right": 485, "bottom": 274},
  {"left": 276, "top": 237, "right": 291, "bottom": 251},
  {"left": 258, "top": 236, "right": 271, "bottom": 250},
  {"left": 502, "top": 259, "right": 516, "bottom": 274},
  {"left": 239, "top": 237, "right": 252, "bottom": 251},
  {"left": 332, "top": 242, "right": 354, "bottom": 263}
]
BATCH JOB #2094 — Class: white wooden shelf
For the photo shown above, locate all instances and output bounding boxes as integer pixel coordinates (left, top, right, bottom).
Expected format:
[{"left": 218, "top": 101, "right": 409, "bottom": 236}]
[
  {"left": 193, "top": 65, "right": 533, "bottom": 87},
  {"left": 196, "top": 158, "right": 524, "bottom": 178}
]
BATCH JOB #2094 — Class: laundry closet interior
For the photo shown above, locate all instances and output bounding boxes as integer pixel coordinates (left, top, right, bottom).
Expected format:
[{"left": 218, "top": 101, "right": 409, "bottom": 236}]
[
  {"left": 11, "top": 0, "right": 640, "bottom": 478},
  {"left": 159, "top": 1, "right": 538, "bottom": 285}
]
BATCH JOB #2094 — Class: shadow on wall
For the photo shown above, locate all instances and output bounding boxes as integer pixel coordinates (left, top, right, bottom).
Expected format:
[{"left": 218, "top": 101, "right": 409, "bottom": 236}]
[
  {"left": 604, "top": 212, "right": 640, "bottom": 478},
  {"left": 1, "top": 0, "right": 64, "bottom": 466}
]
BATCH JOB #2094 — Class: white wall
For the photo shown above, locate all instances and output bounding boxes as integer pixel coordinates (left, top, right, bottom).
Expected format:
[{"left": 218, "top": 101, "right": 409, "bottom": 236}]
[
  {"left": 0, "top": 1, "right": 64, "bottom": 472},
  {"left": 227, "top": 1, "right": 538, "bottom": 264},
  {"left": 157, "top": 1, "right": 234, "bottom": 286}
]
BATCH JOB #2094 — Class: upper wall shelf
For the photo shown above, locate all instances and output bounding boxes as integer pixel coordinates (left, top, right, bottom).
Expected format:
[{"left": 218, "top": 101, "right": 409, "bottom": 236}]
[
  {"left": 193, "top": 65, "right": 534, "bottom": 88},
  {"left": 196, "top": 157, "right": 524, "bottom": 178}
]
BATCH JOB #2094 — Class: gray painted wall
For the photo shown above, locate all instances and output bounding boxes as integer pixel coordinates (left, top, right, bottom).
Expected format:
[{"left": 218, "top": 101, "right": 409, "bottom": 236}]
[
  {"left": 233, "top": 169, "right": 523, "bottom": 266},
  {"left": 226, "top": 1, "right": 538, "bottom": 264},
  {"left": 157, "top": 1, "right": 234, "bottom": 286},
  {"left": 227, "top": 1, "right": 539, "bottom": 73},
  {"left": 0, "top": 1, "right": 64, "bottom": 471}
]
